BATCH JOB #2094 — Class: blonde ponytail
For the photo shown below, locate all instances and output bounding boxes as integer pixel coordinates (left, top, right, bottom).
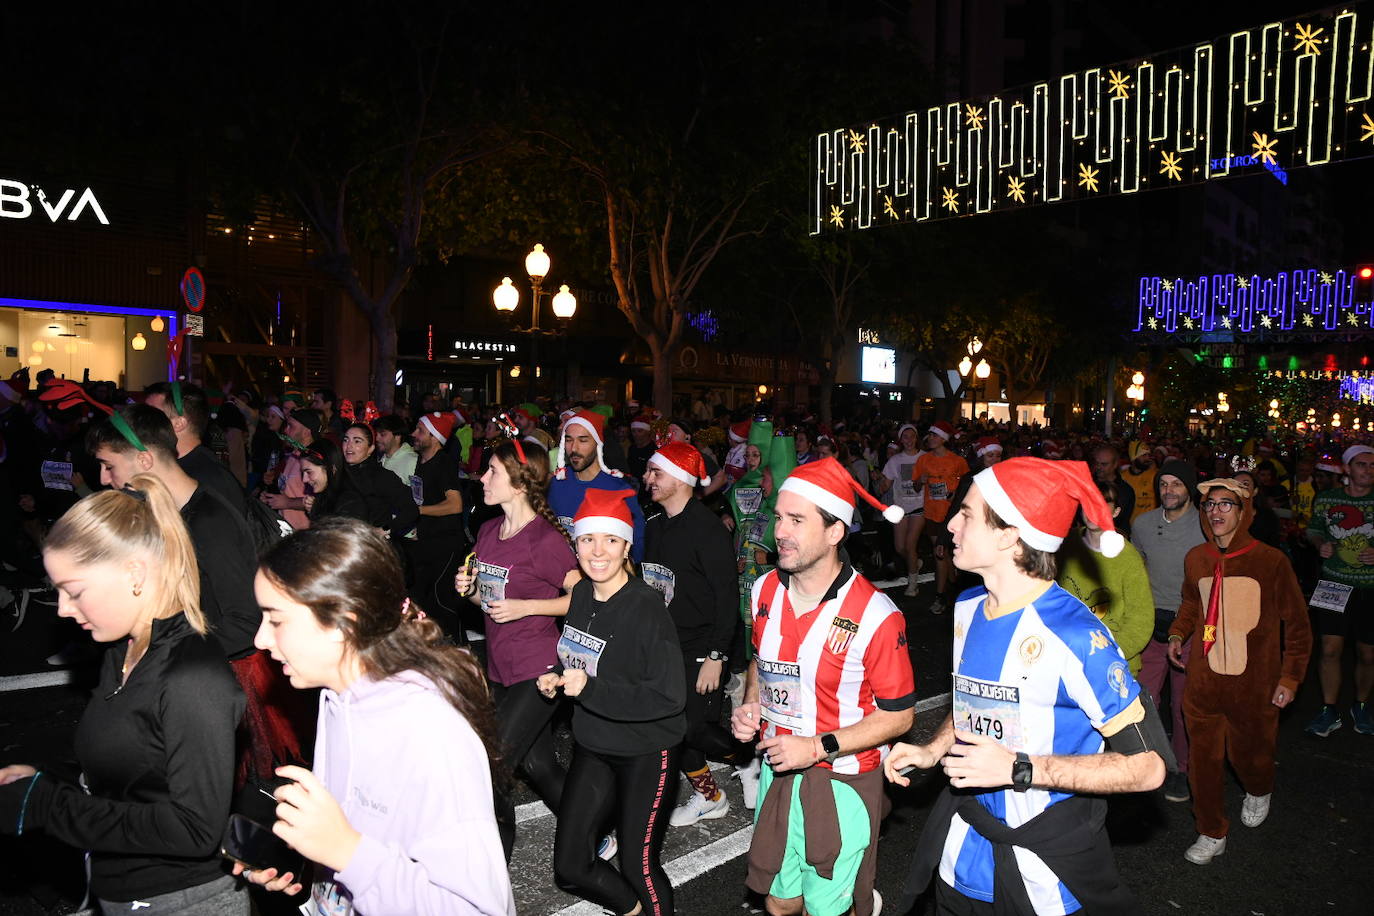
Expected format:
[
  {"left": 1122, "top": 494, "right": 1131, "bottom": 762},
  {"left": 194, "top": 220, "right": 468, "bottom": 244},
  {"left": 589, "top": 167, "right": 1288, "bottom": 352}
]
[{"left": 45, "top": 474, "right": 205, "bottom": 633}]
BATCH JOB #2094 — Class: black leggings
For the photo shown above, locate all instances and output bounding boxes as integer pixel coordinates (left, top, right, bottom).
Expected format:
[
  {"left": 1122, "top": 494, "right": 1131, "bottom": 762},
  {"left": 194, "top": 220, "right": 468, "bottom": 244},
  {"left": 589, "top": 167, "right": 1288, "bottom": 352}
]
[
  {"left": 680, "top": 655, "right": 742, "bottom": 773},
  {"left": 554, "top": 743, "right": 679, "bottom": 916},
  {"left": 492, "top": 679, "right": 566, "bottom": 859}
]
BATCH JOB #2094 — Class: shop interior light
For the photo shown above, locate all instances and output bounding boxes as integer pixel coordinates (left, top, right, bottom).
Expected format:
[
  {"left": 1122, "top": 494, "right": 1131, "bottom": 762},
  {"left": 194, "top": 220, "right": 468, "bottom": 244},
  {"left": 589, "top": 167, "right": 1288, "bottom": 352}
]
[
  {"left": 150, "top": 315, "right": 165, "bottom": 332},
  {"left": 131, "top": 332, "right": 147, "bottom": 351},
  {"left": 510, "top": 365, "right": 521, "bottom": 378}
]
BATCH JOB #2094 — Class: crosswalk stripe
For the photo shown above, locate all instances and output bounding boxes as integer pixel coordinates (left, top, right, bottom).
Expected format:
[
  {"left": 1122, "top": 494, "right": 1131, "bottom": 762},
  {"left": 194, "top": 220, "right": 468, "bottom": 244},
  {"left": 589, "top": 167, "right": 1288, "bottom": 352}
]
[{"left": 0, "top": 670, "right": 74, "bottom": 693}]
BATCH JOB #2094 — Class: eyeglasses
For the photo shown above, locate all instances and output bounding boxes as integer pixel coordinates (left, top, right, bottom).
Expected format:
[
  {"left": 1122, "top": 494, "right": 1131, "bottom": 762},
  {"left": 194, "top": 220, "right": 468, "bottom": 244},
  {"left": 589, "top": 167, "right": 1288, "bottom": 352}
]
[{"left": 1200, "top": 500, "right": 1240, "bottom": 513}]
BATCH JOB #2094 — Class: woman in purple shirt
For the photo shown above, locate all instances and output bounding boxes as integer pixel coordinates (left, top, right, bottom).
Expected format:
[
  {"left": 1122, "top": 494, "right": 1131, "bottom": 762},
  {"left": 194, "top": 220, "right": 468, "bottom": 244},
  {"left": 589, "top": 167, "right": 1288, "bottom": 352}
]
[{"left": 455, "top": 439, "right": 580, "bottom": 858}]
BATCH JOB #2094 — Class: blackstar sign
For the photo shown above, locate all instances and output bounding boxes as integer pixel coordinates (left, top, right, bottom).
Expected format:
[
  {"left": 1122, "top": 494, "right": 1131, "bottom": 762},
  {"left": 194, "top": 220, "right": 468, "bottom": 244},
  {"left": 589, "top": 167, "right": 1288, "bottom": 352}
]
[{"left": 0, "top": 178, "right": 110, "bottom": 225}]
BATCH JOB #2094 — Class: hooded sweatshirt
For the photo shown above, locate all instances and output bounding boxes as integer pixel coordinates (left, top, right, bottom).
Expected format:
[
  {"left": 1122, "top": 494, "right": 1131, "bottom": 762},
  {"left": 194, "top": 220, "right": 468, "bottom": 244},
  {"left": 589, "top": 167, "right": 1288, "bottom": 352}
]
[
  {"left": 1169, "top": 483, "right": 1311, "bottom": 698},
  {"left": 312, "top": 671, "right": 514, "bottom": 916}
]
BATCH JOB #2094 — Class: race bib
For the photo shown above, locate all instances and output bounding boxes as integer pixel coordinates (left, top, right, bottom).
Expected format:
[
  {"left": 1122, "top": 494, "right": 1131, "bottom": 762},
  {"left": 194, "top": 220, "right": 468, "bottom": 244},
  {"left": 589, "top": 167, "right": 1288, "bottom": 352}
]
[
  {"left": 758, "top": 658, "right": 803, "bottom": 731},
  {"left": 743, "top": 516, "right": 768, "bottom": 548},
  {"left": 558, "top": 515, "right": 575, "bottom": 535},
  {"left": 734, "top": 487, "right": 763, "bottom": 516},
  {"left": 1311, "top": 579, "right": 1353, "bottom": 613},
  {"left": 928, "top": 480, "right": 949, "bottom": 502},
  {"left": 307, "top": 880, "right": 353, "bottom": 916},
  {"left": 953, "top": 673, "right": 1025, "bottom": 750},
  {"left": 409, "top": 475, "right": 424, "bottom": 505},
  {"left": 897, "top": 478, "right": 917, "bottom": 501},
  {"left": 557, "top": 625, "right": 606, "bottom": 676},
  {"left": 41, "top": 460, "right": 73, "bottom": 491},
  {"left": 475, "top": 560, "right": 509, "bottom": 611},
  {"left": 641, "top": 562, "right": 676, "bottom": 604}
]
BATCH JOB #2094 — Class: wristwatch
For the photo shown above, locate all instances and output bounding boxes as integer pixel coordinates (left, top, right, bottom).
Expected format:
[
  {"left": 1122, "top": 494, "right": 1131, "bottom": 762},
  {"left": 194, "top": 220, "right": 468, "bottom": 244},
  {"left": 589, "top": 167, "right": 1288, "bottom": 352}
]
[
  {"left": 707, "top": 650, "right": 728, "bottom": 662},
  {"left": 820, "top": 733, "right": 841, "bottom": 764},
  {"left": 1011, "top": 752, "right": 1033, "bottom": 792}
]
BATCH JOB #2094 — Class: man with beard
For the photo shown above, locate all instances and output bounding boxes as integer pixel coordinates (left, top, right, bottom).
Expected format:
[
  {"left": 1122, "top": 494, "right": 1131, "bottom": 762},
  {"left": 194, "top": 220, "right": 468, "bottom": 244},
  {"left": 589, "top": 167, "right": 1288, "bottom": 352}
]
[
  {"left": 550, "top": 409, "right": 645, "bottom": 561},
  {"left": 1122, "top": 443, "right": 1158, "bottom": 523},
  {"left": 1132, "top": 458, "right": 1206, "bottom": 803},
  {"left": 730, "top": 458, "right": 913, "bottom": 916}
]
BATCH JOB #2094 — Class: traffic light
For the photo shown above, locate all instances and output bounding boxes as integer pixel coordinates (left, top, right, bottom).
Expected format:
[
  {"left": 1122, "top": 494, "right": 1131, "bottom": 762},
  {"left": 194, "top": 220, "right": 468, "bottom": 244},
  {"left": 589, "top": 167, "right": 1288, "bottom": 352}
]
[{"left": 1358, "top": 263, "right": 1374, "bottom": 299}]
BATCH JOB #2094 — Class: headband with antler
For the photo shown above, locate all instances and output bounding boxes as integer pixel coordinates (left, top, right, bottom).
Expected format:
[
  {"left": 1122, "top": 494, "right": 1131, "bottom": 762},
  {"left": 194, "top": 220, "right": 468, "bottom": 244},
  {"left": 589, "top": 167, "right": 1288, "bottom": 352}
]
[{"left": 39, "top": 380, "right": 147, "bottom": 452}]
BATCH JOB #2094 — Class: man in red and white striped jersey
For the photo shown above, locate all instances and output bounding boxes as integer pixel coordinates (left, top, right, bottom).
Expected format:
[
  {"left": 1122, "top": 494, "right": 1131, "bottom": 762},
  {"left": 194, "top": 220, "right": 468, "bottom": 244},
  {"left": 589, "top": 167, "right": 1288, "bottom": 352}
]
[{"left": 732, "top": 457, "right": 915, "bottom": 916}]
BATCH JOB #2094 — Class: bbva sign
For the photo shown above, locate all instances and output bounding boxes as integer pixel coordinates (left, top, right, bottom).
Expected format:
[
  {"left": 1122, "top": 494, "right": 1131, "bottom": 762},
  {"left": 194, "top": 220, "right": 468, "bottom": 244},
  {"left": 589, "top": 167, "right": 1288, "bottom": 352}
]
[{"left": 0, "top": 179, "right": 110, "bottom": 225}]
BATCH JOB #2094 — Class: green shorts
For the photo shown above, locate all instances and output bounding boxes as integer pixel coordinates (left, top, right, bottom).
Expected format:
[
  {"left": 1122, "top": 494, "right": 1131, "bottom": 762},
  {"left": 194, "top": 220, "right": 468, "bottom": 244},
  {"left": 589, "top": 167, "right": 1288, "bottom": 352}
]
[{"left": 754, "top": 763, "right": 874, "bottom": 916}]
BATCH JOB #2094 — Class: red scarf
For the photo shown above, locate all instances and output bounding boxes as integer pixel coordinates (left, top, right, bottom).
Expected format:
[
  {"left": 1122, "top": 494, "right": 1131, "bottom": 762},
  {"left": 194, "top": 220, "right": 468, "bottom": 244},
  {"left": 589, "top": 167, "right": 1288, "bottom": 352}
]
[{"left": 1202, "top": 540, "right": 1259, "bottom": 655}]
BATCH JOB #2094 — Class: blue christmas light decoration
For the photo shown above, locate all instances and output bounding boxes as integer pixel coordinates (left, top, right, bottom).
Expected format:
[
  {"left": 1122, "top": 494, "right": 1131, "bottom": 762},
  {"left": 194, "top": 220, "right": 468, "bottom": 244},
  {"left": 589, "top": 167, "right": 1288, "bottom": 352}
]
[
  {"left": 1134, "top": 268, "right": 1373, "bottom": 337},
  {"left": 689, "top": 309, "right": 720, "bottom": 342}
]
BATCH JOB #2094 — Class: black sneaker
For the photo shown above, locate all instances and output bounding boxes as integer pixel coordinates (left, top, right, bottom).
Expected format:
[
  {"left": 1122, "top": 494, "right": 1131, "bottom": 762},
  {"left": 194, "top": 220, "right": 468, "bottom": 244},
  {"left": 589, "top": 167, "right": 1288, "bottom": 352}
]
[{"left": 1163, "top": 771, "right": 1190, "bottom": 802}]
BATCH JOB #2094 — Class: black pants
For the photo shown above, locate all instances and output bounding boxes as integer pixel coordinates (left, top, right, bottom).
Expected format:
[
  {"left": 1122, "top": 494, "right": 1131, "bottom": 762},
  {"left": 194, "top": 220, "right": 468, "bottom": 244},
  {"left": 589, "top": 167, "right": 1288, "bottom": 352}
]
[
  {"left": 492, "top": 679, "right": 566, "bottom": 859},
  {"left": 554, "top": 743, "right": 679, "bottom": 916},
  {"left": 404, "top": 535, "right": 467, "bottom": 642},
  {"left": 680, "top": 654, "right": 742, "bottom": 773},
  {"left": 935, "top": 881, "right": 995, "bottom": 915}
]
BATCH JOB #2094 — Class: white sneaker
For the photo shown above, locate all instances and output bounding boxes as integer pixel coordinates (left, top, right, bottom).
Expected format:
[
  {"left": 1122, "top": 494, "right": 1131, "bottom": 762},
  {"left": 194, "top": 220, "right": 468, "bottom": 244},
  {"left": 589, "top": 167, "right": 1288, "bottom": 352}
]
[
  {"left": 1184, "top": 833, "right": 1226, "bottom": 865},
  {"left": 902, "top": 580, "right": 919, "bottom": 597},
  {"left": 669, "top": 789, "right": 729, "bottom": 827},
  {"left": 597, "top": 833, "right": 617, "bottom": 860},
  {"left": 1241, "top": 792, "right": 1271, "bottom": 828},
  {"left": 736, "top": 758, "right": 761, "bottom": 810},
  {"left": 872, "top": 888, "right": 883, "bottom": 915}
]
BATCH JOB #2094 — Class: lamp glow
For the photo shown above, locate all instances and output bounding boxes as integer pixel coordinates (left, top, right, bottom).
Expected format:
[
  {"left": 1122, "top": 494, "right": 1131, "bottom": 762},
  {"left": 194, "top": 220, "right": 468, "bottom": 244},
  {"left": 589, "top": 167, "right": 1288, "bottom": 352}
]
[
  {"left": 551, "top": 284, "right": 577, "bottom": 319},
  {"left": 510, "top": 365, "right": 521, "bottom": 379},
  {"left": 958, "top": 355, "right": 972, "bottom": 377},
  {"left": 975, "top": 358, "right": 991, "bottom": 379},
  {"left": 493, "top": 277, "right": 520, "bottom": 312},
  {"left": 525, "top": 244, "right": 550, "bottom": 281},
  {"left": 1131, "top": 371, "right": 1145, "bottom": 386},
  {"left": 131, "top": 332, "right": 147, "bottom": 351},
  {"left": 150, "top": 315, "right": 165, "bottom": 332}
]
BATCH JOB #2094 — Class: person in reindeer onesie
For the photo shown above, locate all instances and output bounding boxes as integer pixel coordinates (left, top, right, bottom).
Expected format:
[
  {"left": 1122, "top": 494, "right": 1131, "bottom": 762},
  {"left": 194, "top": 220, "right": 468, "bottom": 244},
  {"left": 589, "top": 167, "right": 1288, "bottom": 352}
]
[{"left": 1167, "top": 477, "right": 1312, "bottom": 866}]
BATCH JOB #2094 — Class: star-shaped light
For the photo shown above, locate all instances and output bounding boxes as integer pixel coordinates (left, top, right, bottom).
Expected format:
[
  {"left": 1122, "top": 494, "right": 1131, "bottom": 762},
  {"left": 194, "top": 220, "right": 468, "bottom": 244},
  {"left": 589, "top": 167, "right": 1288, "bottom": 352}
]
[
  {"left": 848, "top": 129, "right": 866, "bottom": 154},
  {"left": 1349, "top": 312, "right": 1362, "bottom": 326},
  {"left": 942, "top": 187, "right": 960, "bottom": 213},
  {"left": 1183, "top": 316, "right": 1195, "bottom": 329},
  {"left": 1007, "top": 176, "right": 1027, "bottom": 203},
  {"left": 1260, "top": 314, "right": 1273, "bottom": 328},
  {"left": 1362, "top": 113, "right": 1374, "bottom": 144},
  {"left": 1221, "top": 316, "right": 1233, "bottom": 329},
  {"left": 1160, "top": 151, "right": 1183, "bottom": 181},
  {"left": 1238, "top": 277, "right": 1250, "bottom": 289},
  {"left": 1077, "top": 162, "right": 1100, "bottom": 192},
  {"left": 1162, "top": 279, "right": 1175, "bottom": 291},
  {"left": 1108, "top": 69, "right": 1132, "bottom": 101},
  {"left": 1294, "top": 22, "right": 1324, "bottom": 56},
  {"left": 1302, "top": 313, "right": 1315, "bottom": 327},
  {"left": 1252, "top": 131, "right": 1279, "bottom": 166},
  {"left": 965, "top": 103, "right": 985, "bottom": 130},
  {"left": 1320, "top": 271, "right": 1334, "bottom": 284},
  {"left": 883, "top": 195, "right": 899, "bottom": 219},
  {"left": 829, "top": 204, "right": 845, "bottom": 228},
  {"left": 1147, "top": 317, "right": 1159, "bottom": 330}
]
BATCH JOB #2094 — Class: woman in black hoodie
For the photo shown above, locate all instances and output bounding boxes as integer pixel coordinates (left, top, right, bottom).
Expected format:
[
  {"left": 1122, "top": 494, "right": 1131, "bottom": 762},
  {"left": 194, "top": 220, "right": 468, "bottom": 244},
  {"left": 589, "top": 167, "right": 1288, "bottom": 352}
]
[
  {"left": 340, "top": 422, "right": 419, "bottom": 538},
  {"left": 539, "top": 487, "right": 686, "bottom": 916}
]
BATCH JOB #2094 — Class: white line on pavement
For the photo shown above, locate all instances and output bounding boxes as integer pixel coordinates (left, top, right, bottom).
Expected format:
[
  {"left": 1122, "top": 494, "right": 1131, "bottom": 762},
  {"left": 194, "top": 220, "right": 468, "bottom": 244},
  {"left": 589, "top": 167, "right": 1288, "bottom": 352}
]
[
  {"left": 0, "top": 670, "right": 74, "bottom": 693},
  {"left": 551, "top": 825, "right": 756, "bottom": 916},
  {"left": 914, "top": 691, "right": 951, "bottom": 714}
]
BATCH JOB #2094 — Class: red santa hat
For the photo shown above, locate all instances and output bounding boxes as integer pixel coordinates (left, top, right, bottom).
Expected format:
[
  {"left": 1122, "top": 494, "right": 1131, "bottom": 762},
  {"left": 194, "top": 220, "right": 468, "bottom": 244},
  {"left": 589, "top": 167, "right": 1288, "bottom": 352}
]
[
  {"left": 556, "top": 409, "right": 622, "bottom": 480},
  {"left": 419, "top": 411, "right": 456, "bottom": 445},
  {"left": 780, "top": 456, "right": 905, "bottom": 525},
  {"left": 630, "top": 412, "right": 655, "bottom": 432},
  {"left": 572, "top": 487, "right": 637, "bottom": 544},
  {"left": 1342, "top": 445, "right": 1374, "bottom": 468},
  {"left": 729, "top": 421, "right": 752, "bottom": 444},
  {"left": 928, "top": 421, "right": 954, "bottom": 442},
  {"left": 648, "top": 442, "right": 712, "bottom": 487},
  {"left": 0, "top": 369, "right": 28, "bottom": 403},
  {"left": 1317, "top": 454, "right": 1345, "bottom": 474},
  {"left": 976, "top": 436, "right": 1003, "bottom": 457},
  {"left": 973, "top": 457, "right": 1124, "bottom": 558}
]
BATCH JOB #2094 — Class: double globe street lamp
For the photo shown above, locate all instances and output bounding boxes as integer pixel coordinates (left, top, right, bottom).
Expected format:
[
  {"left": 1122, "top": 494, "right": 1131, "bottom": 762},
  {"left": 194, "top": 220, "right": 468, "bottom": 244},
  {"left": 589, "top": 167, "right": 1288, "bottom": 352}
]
[
  {"left": 493, "top": 243, "right": 577, "bottom": 398},
  {"left": 958, "top": 337, "right": 992, "bottom": 420}
]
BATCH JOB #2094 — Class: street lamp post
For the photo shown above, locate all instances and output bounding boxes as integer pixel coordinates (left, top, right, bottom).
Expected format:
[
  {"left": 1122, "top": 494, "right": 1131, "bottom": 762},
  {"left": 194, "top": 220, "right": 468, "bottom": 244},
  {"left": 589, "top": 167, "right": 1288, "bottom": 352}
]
[
  {"left": 957, "top": 338, "right": 988, "bottom": 421},
  {"left": 493, "top": 243, "right": 577, "bottom": 400}
]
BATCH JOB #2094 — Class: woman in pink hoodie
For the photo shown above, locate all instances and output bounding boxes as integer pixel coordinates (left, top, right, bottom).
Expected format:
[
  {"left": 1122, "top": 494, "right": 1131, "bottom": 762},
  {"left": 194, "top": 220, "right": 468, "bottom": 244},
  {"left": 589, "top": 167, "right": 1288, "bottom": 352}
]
[{"left": 238, "top": 517, "right": 515, "bottom": 915}]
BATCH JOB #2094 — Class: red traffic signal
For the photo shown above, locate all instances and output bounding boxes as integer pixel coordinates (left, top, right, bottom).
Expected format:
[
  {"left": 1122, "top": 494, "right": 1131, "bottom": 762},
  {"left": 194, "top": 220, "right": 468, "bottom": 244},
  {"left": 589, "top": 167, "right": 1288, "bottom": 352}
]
[{"left": 1360, "top": 266, "right": 1374, "bottom": 280}]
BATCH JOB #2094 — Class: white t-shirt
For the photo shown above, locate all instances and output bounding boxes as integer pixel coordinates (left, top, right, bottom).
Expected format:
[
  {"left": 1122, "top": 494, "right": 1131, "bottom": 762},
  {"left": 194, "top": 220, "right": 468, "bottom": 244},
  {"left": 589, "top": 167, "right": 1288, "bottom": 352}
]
[{"left": 881, "top": 450, "right": 926, "bottom": 512}]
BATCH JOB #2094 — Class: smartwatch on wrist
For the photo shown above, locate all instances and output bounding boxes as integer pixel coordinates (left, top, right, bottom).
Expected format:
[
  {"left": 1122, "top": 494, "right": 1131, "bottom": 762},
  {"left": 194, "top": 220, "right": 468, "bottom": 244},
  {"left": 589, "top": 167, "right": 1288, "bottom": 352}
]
[
  {"left": 1011, "top": 752, "right": 1033, "bottom": 792},
  {"left": 707, "top": 650, "right": 728, "bottom": 662},
  {"left": 820, "top": 733, "right": 841, "bottom": 764}
]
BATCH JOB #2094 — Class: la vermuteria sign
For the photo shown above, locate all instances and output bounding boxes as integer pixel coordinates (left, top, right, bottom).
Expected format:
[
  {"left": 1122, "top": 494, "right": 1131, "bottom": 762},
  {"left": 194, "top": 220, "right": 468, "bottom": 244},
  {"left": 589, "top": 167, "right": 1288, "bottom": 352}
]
[{"left": 812, "top": 3, "right": 1374, "bottom": 234}]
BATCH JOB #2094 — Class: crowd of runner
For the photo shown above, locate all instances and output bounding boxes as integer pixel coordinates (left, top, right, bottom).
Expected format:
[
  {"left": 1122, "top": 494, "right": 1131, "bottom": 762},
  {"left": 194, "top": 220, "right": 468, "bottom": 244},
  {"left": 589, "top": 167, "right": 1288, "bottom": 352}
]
[{"left": 0, "top": 368, "right": 1367, "bottom": 915}]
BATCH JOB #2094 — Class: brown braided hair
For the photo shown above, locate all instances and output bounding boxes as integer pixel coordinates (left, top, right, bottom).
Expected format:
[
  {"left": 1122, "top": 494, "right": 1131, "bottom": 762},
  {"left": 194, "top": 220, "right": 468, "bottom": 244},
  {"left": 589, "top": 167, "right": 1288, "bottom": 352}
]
[
  {"left": 490, "top": 439, "right": 576, "bottom": 554},
  {"left": 257, "top": 517, "right": 509, "bottom": 791}
]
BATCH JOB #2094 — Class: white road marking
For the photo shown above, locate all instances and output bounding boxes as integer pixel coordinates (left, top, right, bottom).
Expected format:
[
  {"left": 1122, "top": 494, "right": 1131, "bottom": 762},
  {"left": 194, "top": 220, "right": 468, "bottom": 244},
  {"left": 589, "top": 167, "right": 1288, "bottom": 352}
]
[
  {"left": 551, "top": 825, "right": 756, "bottom": 916},
  {"left": 914, "top": 692, "right": 951, "bottom": 714},
  {"left": 0, "top": 670, "right": 74, "bottom": 693}
]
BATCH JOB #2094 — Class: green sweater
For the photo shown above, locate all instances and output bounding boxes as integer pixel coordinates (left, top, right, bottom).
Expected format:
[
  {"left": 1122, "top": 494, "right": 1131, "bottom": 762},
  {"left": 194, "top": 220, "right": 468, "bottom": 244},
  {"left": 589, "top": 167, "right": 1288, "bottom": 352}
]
[{"left": 1057, "top": 532, "right": 1154, "bottom": 675}]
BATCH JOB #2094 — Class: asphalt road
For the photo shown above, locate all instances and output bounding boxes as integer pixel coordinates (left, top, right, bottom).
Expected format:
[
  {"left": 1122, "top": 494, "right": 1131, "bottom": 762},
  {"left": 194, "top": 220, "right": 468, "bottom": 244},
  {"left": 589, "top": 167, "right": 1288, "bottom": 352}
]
[{"left": 2, "top": 579, "right": 1371, "bottom": 916}]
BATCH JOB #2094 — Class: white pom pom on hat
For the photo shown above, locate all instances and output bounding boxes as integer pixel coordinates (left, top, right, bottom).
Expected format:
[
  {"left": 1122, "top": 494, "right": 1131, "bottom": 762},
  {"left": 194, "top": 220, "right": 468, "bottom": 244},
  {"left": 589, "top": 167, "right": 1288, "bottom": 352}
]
[
  {"left": 648, "top": 442, "right": 713, "bottom": 488},
  {"left": 780, "top": 457, "right": 906, "bottom": 526}
]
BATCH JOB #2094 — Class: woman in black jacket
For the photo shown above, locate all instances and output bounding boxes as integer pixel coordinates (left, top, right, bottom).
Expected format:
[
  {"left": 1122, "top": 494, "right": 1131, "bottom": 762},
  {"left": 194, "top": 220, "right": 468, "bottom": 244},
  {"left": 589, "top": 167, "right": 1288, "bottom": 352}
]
[
  {"left": 340, "top": 422, "right": 419, "bottom": 538},
  {"left": 301, "top": 439, "right": 369, "bottom": 526},
  {"left": 539, "top": 487, "right": 686, "bottom": 916},
  {"left": 0, "top": 474, "right": 246, "bottom": 913}
]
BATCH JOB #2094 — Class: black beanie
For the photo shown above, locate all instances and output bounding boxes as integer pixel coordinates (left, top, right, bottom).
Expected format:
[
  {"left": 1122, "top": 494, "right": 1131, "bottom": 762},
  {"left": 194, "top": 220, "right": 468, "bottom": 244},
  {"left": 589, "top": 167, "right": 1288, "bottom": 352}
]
[{"left": 1156, "top": 458, "right": 1198, "bottom": 501}]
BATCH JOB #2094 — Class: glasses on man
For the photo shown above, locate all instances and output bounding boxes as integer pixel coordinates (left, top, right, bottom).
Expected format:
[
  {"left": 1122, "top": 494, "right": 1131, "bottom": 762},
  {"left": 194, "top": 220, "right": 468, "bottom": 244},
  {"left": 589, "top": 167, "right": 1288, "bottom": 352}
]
[{"left": 1200, "top": 500, "right": 1240, "bottom": 513}]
